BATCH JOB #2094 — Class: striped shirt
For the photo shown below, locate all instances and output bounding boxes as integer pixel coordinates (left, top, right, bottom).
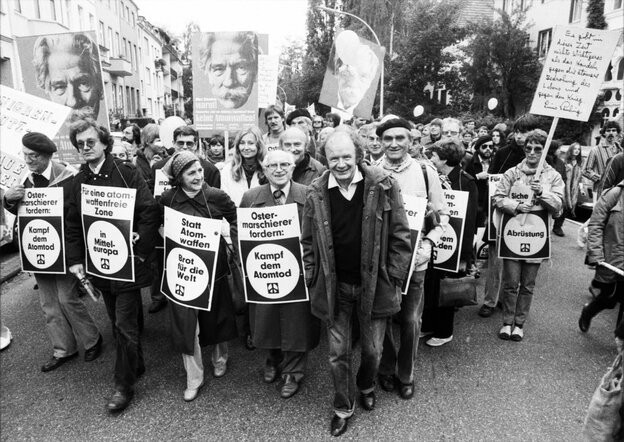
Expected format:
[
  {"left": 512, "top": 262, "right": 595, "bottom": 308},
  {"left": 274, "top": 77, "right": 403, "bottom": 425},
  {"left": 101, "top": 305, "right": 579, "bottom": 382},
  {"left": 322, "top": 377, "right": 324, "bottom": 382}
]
[{"left": 583, "top": 141, "right": 623, "bottom": 190}]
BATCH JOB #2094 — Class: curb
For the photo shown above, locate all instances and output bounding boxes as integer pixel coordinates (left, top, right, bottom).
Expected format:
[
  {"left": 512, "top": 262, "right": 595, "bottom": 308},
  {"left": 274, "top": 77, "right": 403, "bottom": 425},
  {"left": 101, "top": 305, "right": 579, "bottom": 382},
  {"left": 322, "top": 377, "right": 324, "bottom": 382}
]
[{"left": 0, "top": 268, "right": 22, "bottom": 285}]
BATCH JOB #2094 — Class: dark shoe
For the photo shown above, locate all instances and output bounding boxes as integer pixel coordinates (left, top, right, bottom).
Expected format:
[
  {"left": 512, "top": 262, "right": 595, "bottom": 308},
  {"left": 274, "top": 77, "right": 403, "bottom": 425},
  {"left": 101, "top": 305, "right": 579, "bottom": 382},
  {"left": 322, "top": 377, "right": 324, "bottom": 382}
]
[
  {"left": 553, "top": 227, "right": 565, "bottom": 237},
  {"left": 498, "top": 325, "right": 512, "bottom": 340},
  {"left": 579, "top": 305, "right": 592, "bottom": 332},
  {"left": 399, "top": 382, "right": 414, "bottom": 400},
  {"left": 148, "top": 298, "right": 167, "bottom": 314},
  {"left": 378, "top": 373, "right": 395, "bottom": 392},
  {"left": 136, "top": 365, "right": 146, "bottom": 378},
  {"left": 478, "top": 304, "right": 495, "bottom": 318},
  {"left": 84, "top": 334, "right": 103, "bottom": 362},
  {"left": 280, "top": 375, "right": 300, "bottom": 399},
  {"left": 263, "top": 365, "right": 278, "bottom": 383},
  {"left": 245, "top": 334, "right": 256, "bottom": 350},
  {"left": 106, "top": 390, "right": 133, "bottom": 412},
  {"left": 359, "top": 391, "right": 375, "bottom": 411},
  {"left": 41, "top": 353, "right": 78, "bottom": 372},
  {"left": 330, "top": 414, "right": 348, "bottom": 437}
]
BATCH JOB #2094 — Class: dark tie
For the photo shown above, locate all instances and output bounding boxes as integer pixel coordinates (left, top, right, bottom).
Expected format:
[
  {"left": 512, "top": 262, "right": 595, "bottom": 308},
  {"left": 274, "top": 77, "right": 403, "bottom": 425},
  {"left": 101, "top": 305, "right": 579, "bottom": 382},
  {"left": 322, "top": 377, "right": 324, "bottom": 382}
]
[
  {"left": 33, "top": 174, "right": 49, "bottom": 188},
  {"left": 273, "top": 189, "right": 284, "bottom": 205}
]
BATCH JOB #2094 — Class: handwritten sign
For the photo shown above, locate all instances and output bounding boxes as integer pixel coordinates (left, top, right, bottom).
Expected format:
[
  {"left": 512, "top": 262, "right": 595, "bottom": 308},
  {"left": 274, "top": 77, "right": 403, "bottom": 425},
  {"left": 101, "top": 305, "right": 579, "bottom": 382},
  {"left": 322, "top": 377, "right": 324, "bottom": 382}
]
[
  {"left": 237, "top": 204, "right": 308, "bottom": 304},
  {"left": 401, "top": 195, "right": 427, "bottom": 294},
  {"left": 433, "top": 190, "right": 468, "bottom": 273},
  {"left": 530, "top": 26, "right": 620, "bottom": 121},
  {"left": 81, "top": 185, "right": 136, "bottom": 282},
  {"left": 0, "top": 154, "right": 28, "bottom": 191},
  {"left": 161, "top": 206, "right": 220, "bottom": 311},
  {"left": 17, "top": 187, "right": 65, "bottom": 274},
  {"left": 258, "top": 54, "right": 279, "bottom": 108}
]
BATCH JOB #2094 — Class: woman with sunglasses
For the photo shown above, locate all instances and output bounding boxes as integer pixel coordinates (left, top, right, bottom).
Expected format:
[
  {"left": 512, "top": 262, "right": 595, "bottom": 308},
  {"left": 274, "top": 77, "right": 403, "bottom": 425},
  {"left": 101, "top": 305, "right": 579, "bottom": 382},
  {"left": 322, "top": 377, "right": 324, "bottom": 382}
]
[{"left": 492, "top": 129, "right": 564, "bottom": 342}]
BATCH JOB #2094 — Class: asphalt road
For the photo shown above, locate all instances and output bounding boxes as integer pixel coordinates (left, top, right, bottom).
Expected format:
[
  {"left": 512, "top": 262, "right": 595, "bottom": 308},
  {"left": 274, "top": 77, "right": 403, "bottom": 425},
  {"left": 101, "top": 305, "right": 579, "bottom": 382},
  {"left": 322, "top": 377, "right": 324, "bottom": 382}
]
[{"left": 0, "top": 219, "right": 619, "bottom": 441}]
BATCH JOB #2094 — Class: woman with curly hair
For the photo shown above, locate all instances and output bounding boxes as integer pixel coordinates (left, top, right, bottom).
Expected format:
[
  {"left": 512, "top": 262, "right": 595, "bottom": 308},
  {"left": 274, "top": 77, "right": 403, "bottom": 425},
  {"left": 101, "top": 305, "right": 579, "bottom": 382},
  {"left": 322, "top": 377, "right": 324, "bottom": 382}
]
[{"left": 564, "top": 142, "right": 583, "bottom": 218}]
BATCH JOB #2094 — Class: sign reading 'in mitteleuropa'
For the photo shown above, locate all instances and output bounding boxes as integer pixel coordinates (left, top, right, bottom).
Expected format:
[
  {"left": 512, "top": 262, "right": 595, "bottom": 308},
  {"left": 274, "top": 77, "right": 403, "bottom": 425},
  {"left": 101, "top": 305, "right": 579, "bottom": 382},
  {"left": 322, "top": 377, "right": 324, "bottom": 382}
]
[
  {"left": 17, "top": 187, "right": 65, "bottom": 274},
  {"left": 81, "top": 184, "right": 136, "bottom": 282},
  {"left": 237, "top": 204, "right": 308, "bottom": 304}
]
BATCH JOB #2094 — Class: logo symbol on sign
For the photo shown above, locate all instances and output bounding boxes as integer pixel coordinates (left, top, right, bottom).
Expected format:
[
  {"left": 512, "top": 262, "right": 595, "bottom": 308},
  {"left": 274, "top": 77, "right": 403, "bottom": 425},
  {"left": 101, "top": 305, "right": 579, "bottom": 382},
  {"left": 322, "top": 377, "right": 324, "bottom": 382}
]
[
  {"left": 520, "top": 243, "right": 531, "bottom": 253},
  {"left": 37, "top": 254, "right": 45, "bottom": 265},
  {"left": 175, "top": 284, "right": 185, "bottom": 297},
  {"left": 267, "top": 283, "right": 279, "bottom": 295},
  {"left": 101, "top": 258, "right": 110, "bottom": 270}
]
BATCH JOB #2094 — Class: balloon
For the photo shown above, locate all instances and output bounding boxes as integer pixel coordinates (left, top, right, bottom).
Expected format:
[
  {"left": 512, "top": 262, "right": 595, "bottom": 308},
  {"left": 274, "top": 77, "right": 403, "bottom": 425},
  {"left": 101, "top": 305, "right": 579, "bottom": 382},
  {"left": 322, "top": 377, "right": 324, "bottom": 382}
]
[
  {"left": 159, "top": 116, "right": 186, "bottom": 149},
  {"left": 335, "top": 30, "right": 360, "bottom": 64},
  {"left": 413, "top": 105, "right": 424, "bottom": 117},
  {"left": 487, "top": 98, "right": 498, "bottom": 110}
]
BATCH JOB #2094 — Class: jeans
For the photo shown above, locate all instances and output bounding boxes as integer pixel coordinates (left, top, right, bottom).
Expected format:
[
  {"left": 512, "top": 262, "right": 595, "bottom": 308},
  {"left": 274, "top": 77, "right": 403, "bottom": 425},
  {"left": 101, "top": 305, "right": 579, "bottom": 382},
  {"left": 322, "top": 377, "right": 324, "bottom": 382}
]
[
  {"left": 501, "top": 260, "right": 541, "bottom": 327},
  {"left": 183, "top": 323, "right": 228, "bottom": 389},
  {"left": 101, "top": 287, "right": 144, "bottom": 393},
  {"left": 328, "top": 282, "right": 386, "bottom": 418},
  {"left": 379, "top": 270, "right": 425, "bottom": 385},
  {"left": 266, "top": 349, "right": 307, "bottom": 382},
  {"left": 36, "top": 273, "right": 100, "bottom": 358},
  {"left": 484, "top": 242, "right": 502, "bottom": 308}
]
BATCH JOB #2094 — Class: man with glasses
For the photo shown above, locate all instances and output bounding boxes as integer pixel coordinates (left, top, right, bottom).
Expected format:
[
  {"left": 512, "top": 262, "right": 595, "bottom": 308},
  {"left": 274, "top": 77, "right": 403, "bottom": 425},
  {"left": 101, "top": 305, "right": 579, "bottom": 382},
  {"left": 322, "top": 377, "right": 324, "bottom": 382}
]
[
  {"left": 360, "top": 123, "right": 384, "bottom": 166},
  {"left": 239, "top": 150, "right": 320, "bottom": 399},
  {"left": 466, "top": 135, "right": 495, "bottom": 227},
  {"left": 279, "top": 127, "right": 326, "bottom": 186},
  {"left": 65, "top": 118, "right": 159, "bottom": 412},
  {"left": 441, "top": 117, "right": 462, "bottom": 141},
  {"left": 583, "top": 120, "right": 623, "bottom": 200},
  {"left": 3, "top": 132, "right": 103, "bottom": 373}
]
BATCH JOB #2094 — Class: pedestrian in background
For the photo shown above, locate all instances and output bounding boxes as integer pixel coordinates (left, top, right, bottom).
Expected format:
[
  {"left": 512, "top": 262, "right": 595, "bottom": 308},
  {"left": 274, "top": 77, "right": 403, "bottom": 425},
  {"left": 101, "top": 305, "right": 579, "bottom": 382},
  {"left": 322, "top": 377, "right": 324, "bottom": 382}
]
[{"left": 564, "top": 142, "right": 583, "bottom": 219}]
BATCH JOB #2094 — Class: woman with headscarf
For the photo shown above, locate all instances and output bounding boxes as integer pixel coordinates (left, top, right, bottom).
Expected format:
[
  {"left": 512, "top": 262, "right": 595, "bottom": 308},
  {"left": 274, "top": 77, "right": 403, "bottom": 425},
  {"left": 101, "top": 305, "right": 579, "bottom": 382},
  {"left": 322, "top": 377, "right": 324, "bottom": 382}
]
[{"left": 159, "top": 151, "right": 238, "bottom": 402}]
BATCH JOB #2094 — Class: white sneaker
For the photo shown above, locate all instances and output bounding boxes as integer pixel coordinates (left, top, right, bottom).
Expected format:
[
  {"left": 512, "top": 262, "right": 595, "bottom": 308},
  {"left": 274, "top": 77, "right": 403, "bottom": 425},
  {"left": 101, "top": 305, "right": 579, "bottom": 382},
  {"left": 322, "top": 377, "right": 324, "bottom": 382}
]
[
  {"left": 0, "top": 326, "right": 12, "bottom": 351},
  {"left": 183, "top": 381, "right": 204, "bottom": 402},
  {"left": 511, "top": 326, "right": 524, "bottom": 342},
  {"left": 425, "top": 336, "right": 453, "bottom": 347},
  {"left": 498, "top": 325, "right": 512, "bottom": 340}
]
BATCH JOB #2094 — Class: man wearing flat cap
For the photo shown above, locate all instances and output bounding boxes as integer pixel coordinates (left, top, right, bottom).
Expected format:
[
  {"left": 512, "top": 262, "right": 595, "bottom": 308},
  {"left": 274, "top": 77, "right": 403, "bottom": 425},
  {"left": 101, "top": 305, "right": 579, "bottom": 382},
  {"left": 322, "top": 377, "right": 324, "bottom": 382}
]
[
  {"left": 375, "top": 117, "right": 449, "bottom": 400},
  {"left": 3, "top": 132, "right": 103, "bottom": 373}
]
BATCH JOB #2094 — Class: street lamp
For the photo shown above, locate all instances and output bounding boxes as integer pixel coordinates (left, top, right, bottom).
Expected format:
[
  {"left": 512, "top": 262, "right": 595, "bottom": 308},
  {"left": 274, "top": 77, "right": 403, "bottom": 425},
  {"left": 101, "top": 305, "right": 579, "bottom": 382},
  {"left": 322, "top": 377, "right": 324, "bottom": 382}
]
[{"left": 318, "top": 5, "right": 384, "bottom": 118}]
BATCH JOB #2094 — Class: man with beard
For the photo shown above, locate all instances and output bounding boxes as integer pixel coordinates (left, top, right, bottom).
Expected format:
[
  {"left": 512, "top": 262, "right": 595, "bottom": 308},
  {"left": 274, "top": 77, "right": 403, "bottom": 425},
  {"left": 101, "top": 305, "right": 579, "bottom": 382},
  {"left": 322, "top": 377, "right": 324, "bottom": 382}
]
[
  {"left": 583, "top": 121, "right": 623, "bottom": 200},
  {"left": 199, "top": 32, "right": 258, "bottom": 110},
  {"left": 465, "top": 135, "right": 495, "bottom": 227},
  {"left": 262, "top": 104, "right": 286, "bottom": 152},
  {"left": 32, "top": 32, "right": 103, "bottom": 121}
]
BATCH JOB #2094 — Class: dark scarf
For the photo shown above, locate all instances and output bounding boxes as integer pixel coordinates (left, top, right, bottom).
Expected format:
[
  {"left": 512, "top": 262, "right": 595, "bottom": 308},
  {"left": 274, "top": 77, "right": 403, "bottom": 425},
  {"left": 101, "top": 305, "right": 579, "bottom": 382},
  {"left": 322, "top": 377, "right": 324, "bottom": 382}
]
[
  {"left": 206, "top": 150, "right": 225, "bottom": 164},
  {"left": 242, "top": 161, "right": 258, "bottom": 186}
]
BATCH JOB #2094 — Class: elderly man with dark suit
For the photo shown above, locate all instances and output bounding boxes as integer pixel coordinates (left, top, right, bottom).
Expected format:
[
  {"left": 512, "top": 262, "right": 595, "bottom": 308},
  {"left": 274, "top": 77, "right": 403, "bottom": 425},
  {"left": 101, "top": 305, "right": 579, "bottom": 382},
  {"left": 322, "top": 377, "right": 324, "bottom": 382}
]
[{"left": 239, "top": 150, "right": 320, "bottom": 399}]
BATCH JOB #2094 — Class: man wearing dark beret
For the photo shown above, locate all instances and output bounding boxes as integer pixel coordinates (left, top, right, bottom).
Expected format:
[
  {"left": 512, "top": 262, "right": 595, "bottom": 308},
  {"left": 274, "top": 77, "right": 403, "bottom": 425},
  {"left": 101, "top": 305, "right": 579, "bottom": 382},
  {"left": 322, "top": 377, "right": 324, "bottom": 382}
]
[
  {"left": 3, "top": 132, "right": 103, "bottom": 373},
  {"left": 286, "top": 109, "right": 318, "bottom": 159}
]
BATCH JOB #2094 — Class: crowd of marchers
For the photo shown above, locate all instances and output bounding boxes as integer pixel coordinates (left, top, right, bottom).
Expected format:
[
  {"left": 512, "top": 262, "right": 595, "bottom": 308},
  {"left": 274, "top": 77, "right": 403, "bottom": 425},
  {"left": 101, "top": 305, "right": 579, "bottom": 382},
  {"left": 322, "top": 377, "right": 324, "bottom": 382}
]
[{"left": 1, "top": 105, "right": 623, "bottom": 438}]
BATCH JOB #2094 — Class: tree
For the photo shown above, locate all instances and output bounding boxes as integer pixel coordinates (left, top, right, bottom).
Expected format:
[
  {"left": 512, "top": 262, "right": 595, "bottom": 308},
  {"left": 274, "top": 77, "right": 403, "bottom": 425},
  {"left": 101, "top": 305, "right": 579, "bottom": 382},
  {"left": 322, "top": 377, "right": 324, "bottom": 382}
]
[
  {"left": 586, "top": 0, "right": 607, "bottom": 29},
  {"left": 278, "top": 38, "right": 306, "bottom": 108}
]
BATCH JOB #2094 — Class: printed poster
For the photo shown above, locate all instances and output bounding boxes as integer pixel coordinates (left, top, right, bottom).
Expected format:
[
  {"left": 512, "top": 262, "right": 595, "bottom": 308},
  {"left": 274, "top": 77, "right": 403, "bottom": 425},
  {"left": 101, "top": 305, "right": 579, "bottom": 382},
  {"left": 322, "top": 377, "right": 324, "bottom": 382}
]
[
  {"left": 153, "top": 169, "right": 172, "bottom": 198},
  {"left": 161, "top": 207, "right": 221, "bottom": 311},
  {"left": 81, "top": 184, "right": 136, "bottom": 282},
  {"left": 498, "top": 209, "right": 551, "bottom": 260},
  {"left": 487, "top": 174, "right": 503, "bottom": 241},
  {"left": 17, "top": 187, "right": 65, "bottom": 274},
  {"left": 401, "top": 195, "right": 427, "bottom": 294},
  {"left": 433, "top": 190, "right": 468, "bottom": 273},
  {"left": 237, "top": 204, "right": 308, "bottom": 304}
]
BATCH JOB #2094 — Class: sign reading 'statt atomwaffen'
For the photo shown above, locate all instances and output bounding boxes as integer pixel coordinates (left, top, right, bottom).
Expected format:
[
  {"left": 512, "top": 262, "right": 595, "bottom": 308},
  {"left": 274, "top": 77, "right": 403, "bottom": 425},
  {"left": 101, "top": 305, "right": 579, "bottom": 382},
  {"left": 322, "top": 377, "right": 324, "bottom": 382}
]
[
  {"left": 17, "top": 187, "right": 65, "bottom": 274},
  {"left": 161, "top": 207, "right": 220, "bottom": 311},
  {"left": 81, "top": 184, "right": 136, "bottom": 282},
  {"left": 237, "top": 204, "right": 308, "bottom": 304}
]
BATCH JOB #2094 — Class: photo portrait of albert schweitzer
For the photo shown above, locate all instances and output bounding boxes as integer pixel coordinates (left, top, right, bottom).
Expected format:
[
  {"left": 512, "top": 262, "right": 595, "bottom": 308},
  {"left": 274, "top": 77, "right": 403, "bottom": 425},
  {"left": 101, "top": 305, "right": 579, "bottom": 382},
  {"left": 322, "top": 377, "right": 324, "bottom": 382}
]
[
  {"left": 198, "top": 31, "right": 259, "bottom": 110},
  {"left": 32, "top": 32, "right": 104, "bottom": 121}
]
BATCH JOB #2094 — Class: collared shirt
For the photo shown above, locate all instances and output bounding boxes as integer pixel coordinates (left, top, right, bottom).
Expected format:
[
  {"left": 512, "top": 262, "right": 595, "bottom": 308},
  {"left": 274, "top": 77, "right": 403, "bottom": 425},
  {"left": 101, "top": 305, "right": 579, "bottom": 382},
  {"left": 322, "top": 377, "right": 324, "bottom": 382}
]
[
  {"left": 479, "top": 157, "right": 491, "bottom": 174},
  {"left": 370, "top": 155, "right": 385, "bottom": 167},
  {"left": 583, "top": 141, "right": 623, "bottom": 187},
  {"left": 270, "top": 181, "right": 291, "bottom": 204},
  {"left": 29, "top": 161, "right": 52, "bottom": 185},
  {"left": 88, "top": 157, "right": 106, "bottom": 174},
  {"left": 328, "top": 167, "right": 363, "bottom": 201}
]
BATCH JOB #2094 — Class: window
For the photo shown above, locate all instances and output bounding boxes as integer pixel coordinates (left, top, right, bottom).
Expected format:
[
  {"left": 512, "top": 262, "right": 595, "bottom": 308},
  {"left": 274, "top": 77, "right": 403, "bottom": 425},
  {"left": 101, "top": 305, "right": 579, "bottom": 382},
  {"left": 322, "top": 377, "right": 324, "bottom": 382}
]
[
  {"left": 614, "top": 0, "right": 622, "bottom": 9},
  {"left": 146, "top": 67, "right": 151, "bottom": 85},
  {"left": 98, "top": 21, "right": 105, "bottom": 45},
  {"left": 141, "top": 80, "right": 144, "bottom": 96},
  {"left": 35, "top": 0, "right": 41, "bottom": 18},
  {"left": 15, "top": 0, "right": 22, "bottom": 13},
  {"left": 108, "top": 27, "right": 113, "bottom": 50},
  {"left": 50, "top": 0, "right": 56, "bottom": 20},
  {"left": 538, "top": 28, "right": 552, "bottom": 59},
  {"left": 139, "top": 47, "right": 143, "bottom": 65},
  {"left": 115, "top": 32, "right": 120, "bottom": 57},
  {"left": 126, "top": 6, "right": 129, "bottom": 20},
  {"left": 134, "top": 45, "right": 138, "bottom": 72},
  {"left": 122, "top": 38, "right": 127, "bottom": 58},
  {"left": 617, "top": 59, "right": 624, "bottom": 81},
  {"left": 89, "top": 13, "right": 94, "bottom": 31},
  {"left": 131, "top": 12, "right": 135, "bottom": 27},
  {"left": 65, "top": 0, "right": 70, "bottom": 26},
  {"left": 605, "top": 62, "right": 613, "bottom": 81},
  {"left": 569, "top": 0, "right": 582, "bottom": 22},
  {"left": 77, "top": 5, "right": 83, "bottom": 29}
]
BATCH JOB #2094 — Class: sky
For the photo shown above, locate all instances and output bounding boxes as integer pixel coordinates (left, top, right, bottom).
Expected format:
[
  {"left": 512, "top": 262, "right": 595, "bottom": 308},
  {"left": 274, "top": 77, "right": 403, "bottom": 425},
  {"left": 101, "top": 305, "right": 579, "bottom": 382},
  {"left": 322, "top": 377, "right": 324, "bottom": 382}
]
[{"left": 133, "top": 0, "right": 308, "bottom": 50}]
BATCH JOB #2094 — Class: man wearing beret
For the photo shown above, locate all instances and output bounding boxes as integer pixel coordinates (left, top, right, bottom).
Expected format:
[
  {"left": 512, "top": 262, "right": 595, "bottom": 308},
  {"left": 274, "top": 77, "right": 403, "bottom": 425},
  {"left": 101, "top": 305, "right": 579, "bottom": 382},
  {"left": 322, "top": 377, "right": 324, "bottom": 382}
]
[
  {"left": 376, "top": 118, "right": 449, "bottom": 399},
  {"left": 3, "top": 132, "right": 103, "bottom": 372},
  {"left": 286, "top": 108, "right": 318, "bottom": 160},
  {"left": 279, "top": 127, "right": 326, "bottom": 187}
]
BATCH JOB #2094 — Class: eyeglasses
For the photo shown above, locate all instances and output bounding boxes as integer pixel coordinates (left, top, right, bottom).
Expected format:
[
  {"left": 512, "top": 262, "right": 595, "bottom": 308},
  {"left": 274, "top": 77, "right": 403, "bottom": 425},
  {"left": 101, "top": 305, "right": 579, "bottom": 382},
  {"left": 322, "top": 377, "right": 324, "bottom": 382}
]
[
  {"left": 76, "top": 139, "right": 98, "bottom": 149},
  {"left": 22, "top": 152, "right": 41, "bottom": 160},
  {"left": 176, "top": 140, "right": 195, "bottom": 149},
  {"left": 442, "top": 131, "right": 459, "bottom": 137},
  {"left": 524, "top": 146, "right": 543, "bottom": 154},
  {"left": 265, "top": 162, "right": 293, "bottom": 171}
]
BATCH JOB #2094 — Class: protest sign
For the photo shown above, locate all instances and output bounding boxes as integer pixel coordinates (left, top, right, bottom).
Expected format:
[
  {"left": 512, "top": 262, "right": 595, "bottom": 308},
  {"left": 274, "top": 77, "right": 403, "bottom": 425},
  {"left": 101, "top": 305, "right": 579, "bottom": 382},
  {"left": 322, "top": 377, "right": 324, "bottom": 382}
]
[
  {"left": 81, "top": 185, "right": 136, "bottom": 282},
  {"left": 237, "top": 204, "right": 308, "bottom": 304},
  {"left": 154, "top": 169, "right": 172, "bottom": 198},
  {"left": 498, "top": 209, "right": 550, "bottom": 260},
  {"left": 258, "top": 54, "right": 279, "bottom": 108},
  {"left": 192, "top": 31, "right": 259, "bottom": 132},
  {"left": 401, "top": 195, "right": 427, "bottom": 294},
  {"left": 16, "top": 31, "right": 109, "bottom": 165},
  {"left": 530, "top": 26, "right": 620, "bottom": 122},
  {"left": 487, "top": 174, "right": 503, "bottom": 241},
  {"left": 17, "top": 187, "right": 65, "bottom": 274},
  {"left": 433, "top": 190, "right": 468, "bottom": 273},
  {"left": 319, "top": 31, "right": 385, "bottom": 119},
  {"left": 161, "top": 207, "right": 221, "bottom": 311},
  {"left": 0, "top": 154, "right": 28, "bottom": 191}
]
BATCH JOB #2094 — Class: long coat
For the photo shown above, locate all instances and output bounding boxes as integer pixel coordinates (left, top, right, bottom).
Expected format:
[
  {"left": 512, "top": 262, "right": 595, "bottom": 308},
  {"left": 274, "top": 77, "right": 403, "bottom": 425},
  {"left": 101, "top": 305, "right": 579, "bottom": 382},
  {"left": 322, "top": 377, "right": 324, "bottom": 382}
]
[
  {"left": 239, "top": 182, "right": 320, "bottom": 352},
  {"left": 301, "top": 163, "right": 412, "bottom": 327},
  {"left": 159, "top": 183, "right": 238, "bottom": 354},
  {"left": 586, "top": 180, "right": 624, "bottom": 284}
]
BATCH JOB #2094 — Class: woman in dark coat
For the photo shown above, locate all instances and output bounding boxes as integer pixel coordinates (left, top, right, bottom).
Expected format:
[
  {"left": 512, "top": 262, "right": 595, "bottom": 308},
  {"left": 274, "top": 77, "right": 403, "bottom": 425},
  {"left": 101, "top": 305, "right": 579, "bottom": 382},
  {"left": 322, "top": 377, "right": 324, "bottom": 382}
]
[{"left": 159, "top": 151, "right": 238, "bottom": 402}]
